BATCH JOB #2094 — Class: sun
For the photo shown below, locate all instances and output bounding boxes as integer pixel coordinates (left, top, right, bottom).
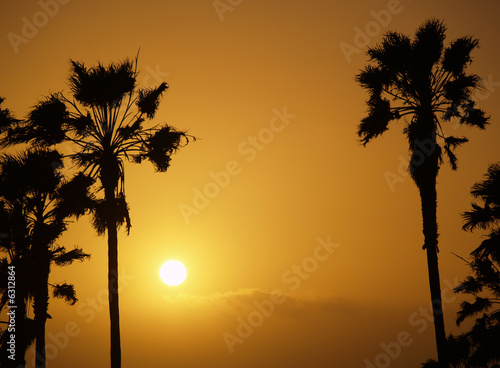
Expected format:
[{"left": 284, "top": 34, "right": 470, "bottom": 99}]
[{"left": 160, "top": 260, "right": 187, "bottom": 286}]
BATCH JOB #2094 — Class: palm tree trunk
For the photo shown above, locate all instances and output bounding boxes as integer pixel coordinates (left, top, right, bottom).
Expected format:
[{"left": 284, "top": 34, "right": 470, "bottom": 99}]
[
  {"left": 419, "top": 177, "right": 449, "bottom": 366},
  {"left": 105, "top": 189, "right": 121, "bottom": 368},
  {"left": 33, "top": 255, "right": 49, "bottom": 368}
]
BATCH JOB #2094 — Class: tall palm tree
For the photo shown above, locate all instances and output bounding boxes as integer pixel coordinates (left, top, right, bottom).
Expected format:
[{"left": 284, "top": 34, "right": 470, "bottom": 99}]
[
  {"left": 0, "top": 149, "right": 94, "bottom": 368},
  {"left": 1, "top": 56, "right": 194, "bottom": 368},
  {"left": 356, "top": 19, "right": 489, "bottom": 366}
]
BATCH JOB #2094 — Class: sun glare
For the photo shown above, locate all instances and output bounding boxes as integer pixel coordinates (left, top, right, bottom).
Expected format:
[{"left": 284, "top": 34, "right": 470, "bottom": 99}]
[{"left": 160, "top": 260, "right": 187, "bottom": 286}]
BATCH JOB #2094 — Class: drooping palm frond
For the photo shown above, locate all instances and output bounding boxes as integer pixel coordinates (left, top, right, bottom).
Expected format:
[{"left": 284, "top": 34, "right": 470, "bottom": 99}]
[
  {"left": 132, "top": 125, "right": 193, "bottom": 172},
  {"left": 455, "top": 275, "right": 483, "bottom": 295},
  {"left": 90, "top": 194, "right": 131, "bottom": 235},
  {"left": 137, "top": 82, "right": 168, "bottom": 119},
  {"left": 357, "top": 97, "right": 395, "bottom": 145},
  {"left": 443, "top": 136, "right": 468, "bottom": 170},
  {"left": 52, "top": 283, "right": 78, "bottom": 305},
  {"left": 52, "top": 246, "right": 90, "bottom": 266},
  {"left": 462, "top": 203, "right": 498, "bottom": 231},
  {"left": 116, "top": 193, "right": 131, "bottom": 234},
  {"left": 471, "top": 163, "right": 500, "bottom": 202},
  {"left": 457, "top": 297, "right": 493, "bottom": 325}
]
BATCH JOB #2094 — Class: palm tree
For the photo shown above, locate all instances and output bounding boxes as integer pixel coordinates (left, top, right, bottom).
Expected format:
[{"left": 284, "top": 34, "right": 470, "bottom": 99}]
[
  {"left": 0, "top": 98, "right": 33, "bottom": 368},
  {"left": 424, "top": 164, "right": 500, "bottom": 367},
  {"left": 1, "top": 55, "right": 194, "bottom": 368},
  {"left": 422, "top": 333, "right": 472, "bottom": 368},
  {"left": 356, "top": 19, "right": 489, "bottom": 366},
  {"left": 457, "top": 162, "right": 500, "bottom": 366},
  {"left": 0, "top": 149, "right": 94, "bottom": 368}
]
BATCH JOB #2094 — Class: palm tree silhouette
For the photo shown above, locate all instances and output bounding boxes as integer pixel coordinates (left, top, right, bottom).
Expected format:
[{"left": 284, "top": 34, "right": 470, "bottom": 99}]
[
  {"left": 1, "top": 55, "right": 193, "bottom": 368},
  {"left": 458, "top": 162, "right": 500, "bottom": 366},
  {"left": 424, "top": 164, "right": 500, "bottom": 367},
  {"left": 0, "top": 98, "right": 33, "bottom": 368},
  {"left": 0, "top": 148, "right": 93, "bottom": 368},
  {"left": 422, "top": 333, "right": 472, "bottom": 368},
  {"left": 356, "top": 19, "right": 489, "bottom": 366}
]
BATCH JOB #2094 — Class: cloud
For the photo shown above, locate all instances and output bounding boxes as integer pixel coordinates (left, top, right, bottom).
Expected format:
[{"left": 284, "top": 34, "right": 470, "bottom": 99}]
[{"left": 160, "top": 288, "right": 355, "bottom": 317}]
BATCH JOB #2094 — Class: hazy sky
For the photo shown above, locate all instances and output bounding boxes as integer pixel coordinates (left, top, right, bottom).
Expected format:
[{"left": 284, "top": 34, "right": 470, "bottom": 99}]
[{"left": 2, "top": 0, "right": 500, "bottom": 367}]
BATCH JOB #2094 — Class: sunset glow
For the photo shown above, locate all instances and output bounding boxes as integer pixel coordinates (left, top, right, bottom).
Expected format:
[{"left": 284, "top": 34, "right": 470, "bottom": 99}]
[{"left": 1, "top": 1, "right": 500, "bottom": 367}]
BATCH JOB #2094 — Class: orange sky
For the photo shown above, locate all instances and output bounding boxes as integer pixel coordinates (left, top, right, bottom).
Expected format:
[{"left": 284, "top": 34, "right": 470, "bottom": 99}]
[{"left": 1, "top": 0, "right": 500, "bottom": 367}]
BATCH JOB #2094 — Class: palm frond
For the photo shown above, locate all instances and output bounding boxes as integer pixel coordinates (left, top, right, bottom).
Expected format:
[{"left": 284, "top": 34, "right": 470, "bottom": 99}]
[
  {"left": 367, "top": 31, "right": 412, "bottom": 71},
  {"left": 68, "top": 112, "right": 95, "bottom": 137},
  {"left": 462, "top": 203, "right": 496, "bottom": 231},
  {"left": 460, "top": 101, "right": 489, "bottom": 129},
  {"left": 0, "top": 97, "right": 19, "bottom": 132},
  {"left": 411, "top": 18, "right": 446, "bottom": 74},
  {"left": 357, "top": 97, "right": 395, "bottom": 145},
  {"left": 90, "top": 199, "right": 107, "bottom": 235},
  {"left": 137, "top": 82, "right": 168, "bottom": 119},
  {"left": 444, "top": 74, "right": 481, "bottom": 105},
  {"left": 52, "top": 246, "right": 90, "bottom": 266},
  {"left": 24, "top": 94, "right": 68, "bottom": 146},
  {"left": 455, "top": 275, "right": 483, "bottom": 294},
  {"left": 52, "top": 283, "right": 78, "bottom": 305},
  {"left": 442, "top": 36, "right": 480, "bottom": 75},
  {"left": 116, "top": 117, "right": 144, "bottom": 142},
  {"left": 457, "top": 297, "right": 493, "bottom": 325},
  {"left": 443, "top": 136, "right": 468, "bottom": 170},
  {"left": 91, "top": 194, "right": 131, "bottom": 235},
  {"left": 69, "top": 59, "right": 136, "bottom": 107},
  {"left": 132, "top": 125, "right": 192, "bottom": 172},
  {"left": 472, "top": 229, "right": 500, "bottom": 263}
]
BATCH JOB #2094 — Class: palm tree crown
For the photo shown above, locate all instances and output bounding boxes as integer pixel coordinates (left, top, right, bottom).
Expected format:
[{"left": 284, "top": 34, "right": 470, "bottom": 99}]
[{"left": 357, "top": 19, "right": 488, "bottom": 174}]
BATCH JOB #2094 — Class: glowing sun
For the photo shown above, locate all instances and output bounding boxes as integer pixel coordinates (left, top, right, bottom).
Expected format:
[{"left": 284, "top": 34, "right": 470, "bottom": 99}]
[{"left": 160, "top": 260, "right": 187, "bottom": 286}]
